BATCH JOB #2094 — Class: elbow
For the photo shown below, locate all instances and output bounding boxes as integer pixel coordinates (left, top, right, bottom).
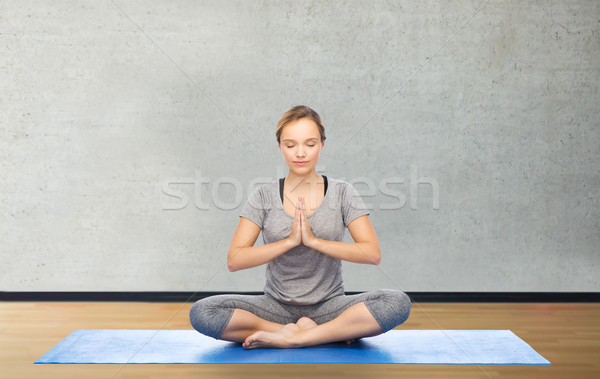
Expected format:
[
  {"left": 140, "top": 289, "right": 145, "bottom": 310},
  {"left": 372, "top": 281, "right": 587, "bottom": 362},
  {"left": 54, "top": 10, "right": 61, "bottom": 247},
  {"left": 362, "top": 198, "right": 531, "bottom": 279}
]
[
  {"left": 227, "top": 252, "right": 238, "bottom": 272},
  {"left": 358, "top": 242, "right": 380, "bottom": 265},
  {"left": 368, "top": 249, "right": 381, "bottom": 265}
]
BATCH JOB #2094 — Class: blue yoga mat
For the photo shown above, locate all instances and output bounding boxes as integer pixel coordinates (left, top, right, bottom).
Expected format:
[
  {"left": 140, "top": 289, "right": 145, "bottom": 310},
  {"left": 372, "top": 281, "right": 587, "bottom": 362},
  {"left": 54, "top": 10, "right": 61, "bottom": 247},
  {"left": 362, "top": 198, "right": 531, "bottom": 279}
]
[{"left": 35, "top": 329, "right": 550, "bottom": 365}]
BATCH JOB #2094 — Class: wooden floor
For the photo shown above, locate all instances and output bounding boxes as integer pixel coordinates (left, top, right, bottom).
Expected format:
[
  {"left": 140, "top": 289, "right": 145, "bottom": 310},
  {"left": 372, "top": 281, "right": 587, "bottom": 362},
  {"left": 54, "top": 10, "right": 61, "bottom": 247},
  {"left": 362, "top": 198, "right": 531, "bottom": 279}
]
[{"left": 1, "top": 302, "right": 599, "bottom": 378}]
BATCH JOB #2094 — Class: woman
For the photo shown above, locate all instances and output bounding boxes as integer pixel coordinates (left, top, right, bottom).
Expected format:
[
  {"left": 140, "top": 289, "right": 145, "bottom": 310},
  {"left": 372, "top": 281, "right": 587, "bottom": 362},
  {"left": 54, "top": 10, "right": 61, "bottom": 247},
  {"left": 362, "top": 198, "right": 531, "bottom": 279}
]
[{"left": 190, "top": 105, "right": 411, "bottom": 349}]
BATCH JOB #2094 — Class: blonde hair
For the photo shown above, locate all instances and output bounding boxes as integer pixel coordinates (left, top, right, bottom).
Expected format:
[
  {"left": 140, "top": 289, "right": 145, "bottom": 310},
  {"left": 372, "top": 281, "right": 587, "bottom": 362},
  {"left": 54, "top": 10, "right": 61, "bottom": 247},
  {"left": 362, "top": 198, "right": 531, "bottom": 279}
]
[{"left": 276, "top": 105, "right": 326, "bottom": 144}]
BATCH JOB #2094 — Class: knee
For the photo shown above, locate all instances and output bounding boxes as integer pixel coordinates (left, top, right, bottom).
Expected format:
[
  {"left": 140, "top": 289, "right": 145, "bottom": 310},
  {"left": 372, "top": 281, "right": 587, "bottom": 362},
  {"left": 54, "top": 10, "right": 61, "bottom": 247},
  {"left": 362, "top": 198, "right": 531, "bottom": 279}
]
[
  {"left": 189, "top": 299, "right": 210, "bottom": 334},
  {"left": 189, "top": 297, "right": 232, "bottom": 339},
  {"left": 379, "top": 289, "right": 412, "bottom": 327}
]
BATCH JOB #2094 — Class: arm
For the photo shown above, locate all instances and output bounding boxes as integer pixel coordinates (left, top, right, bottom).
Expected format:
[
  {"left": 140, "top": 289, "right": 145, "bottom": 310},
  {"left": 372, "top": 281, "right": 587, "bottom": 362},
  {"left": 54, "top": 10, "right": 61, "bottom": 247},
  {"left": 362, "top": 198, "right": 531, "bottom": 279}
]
[
  {"left": 227, "top": 217, "right": 297, "bottom": 272},
  {"left": 306, "top": 215, "right": 381, "bottom": 265}
]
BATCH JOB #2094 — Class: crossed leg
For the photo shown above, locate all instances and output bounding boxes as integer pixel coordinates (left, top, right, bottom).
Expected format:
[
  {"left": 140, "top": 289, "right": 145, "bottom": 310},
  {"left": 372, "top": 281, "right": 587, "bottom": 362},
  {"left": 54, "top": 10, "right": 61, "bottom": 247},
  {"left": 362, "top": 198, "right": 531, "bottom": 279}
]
[
  {"left": 218, "top": 308, "right": 285, "bottom": 343},
  {"left": 232, "top": 315, "right": 356, "bottom": 345},
  {"left": 243, "top": 302, "right": 381, "bottom": 349},
  {"left": 219, "top": 302, "right": 382, "bottom": 349}
]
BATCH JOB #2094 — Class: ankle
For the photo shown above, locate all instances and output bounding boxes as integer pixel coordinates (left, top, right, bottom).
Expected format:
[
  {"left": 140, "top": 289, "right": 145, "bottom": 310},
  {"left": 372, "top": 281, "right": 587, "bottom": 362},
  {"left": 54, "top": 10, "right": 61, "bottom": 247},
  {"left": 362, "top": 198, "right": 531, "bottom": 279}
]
[{"left": 290, "top": 328, "right": 311, "bottom": 348}]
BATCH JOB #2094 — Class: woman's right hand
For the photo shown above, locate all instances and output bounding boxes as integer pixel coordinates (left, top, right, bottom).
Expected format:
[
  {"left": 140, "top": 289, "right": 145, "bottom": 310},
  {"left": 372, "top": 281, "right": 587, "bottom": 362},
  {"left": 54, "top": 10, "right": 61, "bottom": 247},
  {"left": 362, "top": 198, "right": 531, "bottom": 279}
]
[{"left": 287, "top": 198, "right": 302, "bottom": 247}]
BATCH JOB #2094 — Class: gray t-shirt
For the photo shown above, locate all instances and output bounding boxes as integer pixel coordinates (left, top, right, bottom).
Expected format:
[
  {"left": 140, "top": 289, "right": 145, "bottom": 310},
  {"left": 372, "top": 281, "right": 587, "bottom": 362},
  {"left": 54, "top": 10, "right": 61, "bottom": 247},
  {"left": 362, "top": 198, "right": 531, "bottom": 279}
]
[{"left": 239, "top": 177, "right": 370, "bottom": 305}]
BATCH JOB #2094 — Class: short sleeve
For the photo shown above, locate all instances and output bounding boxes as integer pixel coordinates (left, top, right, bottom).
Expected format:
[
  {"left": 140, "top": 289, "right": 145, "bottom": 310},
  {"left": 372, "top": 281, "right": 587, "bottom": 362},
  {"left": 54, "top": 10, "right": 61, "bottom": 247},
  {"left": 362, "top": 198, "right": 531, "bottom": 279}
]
[
  {"left": 342, "top": 181, "right": 370, "bottom": 227},
  {"left": 239, "top": 186, "right": 266, "bottom": 229}
]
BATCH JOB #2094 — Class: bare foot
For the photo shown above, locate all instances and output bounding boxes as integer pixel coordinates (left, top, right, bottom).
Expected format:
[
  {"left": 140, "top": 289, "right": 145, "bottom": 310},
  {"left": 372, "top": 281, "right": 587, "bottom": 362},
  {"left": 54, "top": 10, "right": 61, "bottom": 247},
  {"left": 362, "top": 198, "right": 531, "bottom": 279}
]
[
  {"left": 243, "top": 317, "right": 360, "bottom": 349},
  {"left": 243, "top": 323, "right": 305, "bottom": 349},
  {"left": 296, "top": 316, "right": 318, "bottom": 329}
]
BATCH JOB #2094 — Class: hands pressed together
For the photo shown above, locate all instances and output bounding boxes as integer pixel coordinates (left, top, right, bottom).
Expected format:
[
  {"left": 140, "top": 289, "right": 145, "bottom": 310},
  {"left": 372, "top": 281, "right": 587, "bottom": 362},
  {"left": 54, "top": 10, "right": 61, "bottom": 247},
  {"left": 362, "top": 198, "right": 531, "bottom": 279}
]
[{"left": 287, "top": 196, "right": 318, "bottom": 249}]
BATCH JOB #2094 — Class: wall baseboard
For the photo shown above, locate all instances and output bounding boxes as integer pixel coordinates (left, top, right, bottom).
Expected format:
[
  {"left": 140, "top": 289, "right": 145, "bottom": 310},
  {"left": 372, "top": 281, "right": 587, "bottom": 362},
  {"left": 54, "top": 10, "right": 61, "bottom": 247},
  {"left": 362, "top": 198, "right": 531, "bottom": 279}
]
[{"left": 1, "top": 291, "right": 599, "bottom": 302}]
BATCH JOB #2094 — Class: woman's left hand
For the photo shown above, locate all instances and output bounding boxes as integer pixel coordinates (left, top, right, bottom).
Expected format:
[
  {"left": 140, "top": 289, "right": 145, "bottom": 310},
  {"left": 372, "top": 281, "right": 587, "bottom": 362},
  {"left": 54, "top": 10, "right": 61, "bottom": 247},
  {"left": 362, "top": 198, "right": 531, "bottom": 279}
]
[{"left": 299, "top": 197, "right": 318, "bottom": 248}]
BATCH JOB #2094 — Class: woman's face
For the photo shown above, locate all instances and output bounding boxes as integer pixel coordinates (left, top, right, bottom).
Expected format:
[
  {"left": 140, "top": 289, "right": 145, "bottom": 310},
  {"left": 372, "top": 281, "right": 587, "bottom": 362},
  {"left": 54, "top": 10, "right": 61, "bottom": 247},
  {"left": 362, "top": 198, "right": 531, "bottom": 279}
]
[{"left": 279, "top": 117, "right": 324, "bottom": 174}]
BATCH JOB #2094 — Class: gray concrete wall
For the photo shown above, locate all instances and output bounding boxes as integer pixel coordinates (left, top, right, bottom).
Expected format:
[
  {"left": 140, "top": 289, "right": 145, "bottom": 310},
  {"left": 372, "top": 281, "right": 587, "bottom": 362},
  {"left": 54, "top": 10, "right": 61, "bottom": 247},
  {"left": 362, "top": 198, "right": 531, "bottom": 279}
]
[{"left": 1, "top": 0, "right": 598, "bottom": 292}]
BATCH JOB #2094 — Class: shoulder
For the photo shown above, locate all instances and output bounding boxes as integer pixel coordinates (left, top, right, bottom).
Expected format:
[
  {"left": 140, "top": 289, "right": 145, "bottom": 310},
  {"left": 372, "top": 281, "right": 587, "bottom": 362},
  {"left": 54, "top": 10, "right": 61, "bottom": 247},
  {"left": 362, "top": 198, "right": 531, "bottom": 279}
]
[
  {"left": 250, "top": 179, "right": 279, "bottom": 191},
  {"left": 324, "top": 176, "right": 346, "bottom": 187},
  {"left": 325, "top": 177, "right": 356, "bottom": 195},
  {"left": 250, "top": 179, "right": 278, "bottom": 193},
  {"left": 245, "top": 179, "right": 278, "bottom": 202}
]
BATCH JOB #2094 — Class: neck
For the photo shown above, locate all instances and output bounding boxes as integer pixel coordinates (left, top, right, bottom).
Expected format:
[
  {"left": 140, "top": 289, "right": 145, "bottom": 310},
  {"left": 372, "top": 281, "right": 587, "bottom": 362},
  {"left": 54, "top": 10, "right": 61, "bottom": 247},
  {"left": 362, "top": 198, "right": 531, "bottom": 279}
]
[{"left": 285, "top": 170, "right": 322, "bottom": 189}]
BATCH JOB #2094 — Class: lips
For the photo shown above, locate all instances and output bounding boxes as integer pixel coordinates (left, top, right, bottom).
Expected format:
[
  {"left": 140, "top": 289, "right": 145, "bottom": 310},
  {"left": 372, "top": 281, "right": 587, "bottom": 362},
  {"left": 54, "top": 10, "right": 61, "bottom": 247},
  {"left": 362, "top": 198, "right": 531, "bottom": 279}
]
[{"left": 294, "top": 161, "right": 308, "bottom": 166}]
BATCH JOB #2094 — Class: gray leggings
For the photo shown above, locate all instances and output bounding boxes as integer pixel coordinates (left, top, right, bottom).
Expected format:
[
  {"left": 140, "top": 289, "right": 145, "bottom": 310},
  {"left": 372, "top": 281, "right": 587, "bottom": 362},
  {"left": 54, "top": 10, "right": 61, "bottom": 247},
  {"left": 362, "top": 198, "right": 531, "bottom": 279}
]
[{"left": 189, "top": 289, "right": 411, "bottom": 340}]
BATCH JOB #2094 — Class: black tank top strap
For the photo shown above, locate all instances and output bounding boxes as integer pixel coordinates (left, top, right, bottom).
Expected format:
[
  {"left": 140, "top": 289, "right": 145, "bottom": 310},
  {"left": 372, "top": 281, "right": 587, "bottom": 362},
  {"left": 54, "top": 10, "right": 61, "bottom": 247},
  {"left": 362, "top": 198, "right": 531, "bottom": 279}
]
[{"left": 279, "top": 177, "right": 285, "bottom": 204}]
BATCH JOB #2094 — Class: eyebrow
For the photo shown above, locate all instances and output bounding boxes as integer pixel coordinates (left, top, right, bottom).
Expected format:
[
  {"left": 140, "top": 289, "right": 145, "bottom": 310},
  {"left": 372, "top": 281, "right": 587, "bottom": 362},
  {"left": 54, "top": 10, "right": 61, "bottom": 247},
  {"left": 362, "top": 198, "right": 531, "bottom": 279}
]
[{"left": 281, "top": 137, "right": 320, "bottom": 143}]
